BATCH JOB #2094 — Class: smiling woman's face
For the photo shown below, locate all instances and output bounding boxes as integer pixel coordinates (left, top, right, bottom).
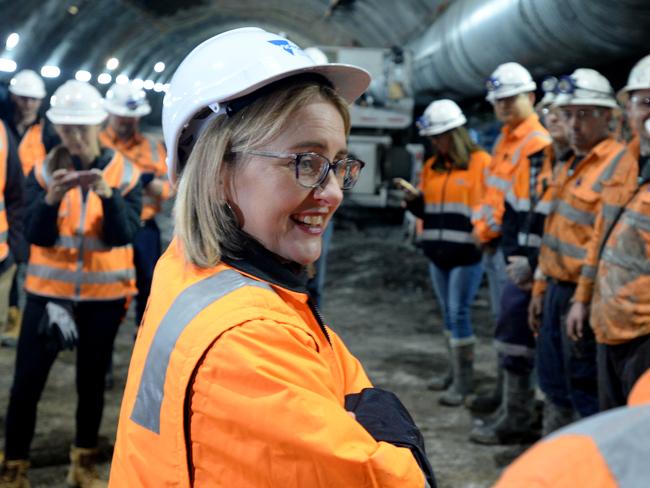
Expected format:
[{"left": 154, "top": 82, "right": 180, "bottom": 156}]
[{"left": 229, "top": 100, "right": 346, "bottom": 265}]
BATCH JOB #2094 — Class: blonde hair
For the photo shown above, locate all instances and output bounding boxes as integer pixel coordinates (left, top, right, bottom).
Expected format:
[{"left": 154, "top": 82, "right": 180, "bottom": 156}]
[
  {"left": 174, "top": 79, "right": 350, "bottom": 268},
  {"left": 432, "top": 126, "right": 482, "bottom": 170}
]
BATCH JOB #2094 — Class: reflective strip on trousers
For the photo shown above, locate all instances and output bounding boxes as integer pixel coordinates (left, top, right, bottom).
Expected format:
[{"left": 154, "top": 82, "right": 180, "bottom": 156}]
[
  {"left": 421, "top": 229, "right": 475, "bottom": 244},
  {"left": 549, "top": 404, "right": 650, "bottom": 487},
  {"left": 130, "top": 269, "right": 272, "bottom": 434},
  {"left": 425, "top": 202, "right": 472, "bottom": 218},
  {"left": 555, "top": 201, "right": 595, "bottom": 226},
  {"left": 542, "top": 234, "right": 586, "bottom": 260},
  {"left": 518, "top": 233, "right": 541, "bottom": 248},
  {"left": 27, "top": 263, "right": 135, "bottom": 284}
]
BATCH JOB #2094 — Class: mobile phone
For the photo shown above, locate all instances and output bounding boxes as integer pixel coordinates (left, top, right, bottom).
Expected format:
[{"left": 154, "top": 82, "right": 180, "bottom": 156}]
[
  {"left": 77, "top": 170, "right": 100, "bottom": 189},
  {"left": 392, "top": 178, "right": 418, "bottom": 195}
]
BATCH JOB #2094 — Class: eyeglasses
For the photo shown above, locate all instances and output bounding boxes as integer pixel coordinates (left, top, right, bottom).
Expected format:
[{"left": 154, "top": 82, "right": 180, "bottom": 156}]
[
  {"left": 560, "top": 108, "right": 603, "bottom": 121},
  {"left": 240, "top": 150, "right": 365, "bottom": 190},
  {"left": 630, "top": 95, "right": 650, "bottom": 107}
]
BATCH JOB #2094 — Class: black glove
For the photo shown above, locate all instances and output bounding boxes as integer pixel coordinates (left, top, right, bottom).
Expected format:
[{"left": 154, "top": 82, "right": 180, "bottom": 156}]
[
  {"left": 140, "top": 172, "right": 155, "bottom": 188},
  {"left": 38, "top": 301, "right": 77, "bottom": 352},
  {"left": 345, "top": 387, "right": 436, "bottom": 487}
]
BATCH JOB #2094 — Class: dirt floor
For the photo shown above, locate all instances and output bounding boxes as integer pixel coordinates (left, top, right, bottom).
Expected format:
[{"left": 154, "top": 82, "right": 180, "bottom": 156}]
[{"left": 0, "top": 207, "right": 533, "bottom": 487}]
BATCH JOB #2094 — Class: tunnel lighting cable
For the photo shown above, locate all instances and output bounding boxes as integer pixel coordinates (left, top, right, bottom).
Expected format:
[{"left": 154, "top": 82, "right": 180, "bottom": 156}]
[
  {"left": 6, "top": 33, "right": 19, "bottom": 50},
  {"left": 41, "top": 65, "right": 60, "bottom": 78},
  {"left": 75, "top": 70, "right": 92, "bottom": 82},
  {"left": 0, "top": 58, "right": 17, "bottom": 73},
  {"left": 98, "top": 73, "right": 112, "bottom": 84},
  {"left": 154, "top": 61, "right": 165, "bottom": 73},
  {"left": 106, "top": 57, "right": 119, "bottom": 71}
]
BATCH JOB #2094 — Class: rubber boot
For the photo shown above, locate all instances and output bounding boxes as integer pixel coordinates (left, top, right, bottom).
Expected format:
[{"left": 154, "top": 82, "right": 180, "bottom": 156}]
[
  {"left": 0, "top": 307, "right": 22, "bottom": 348},
  {"left": 0, "top": 459, "right": 30, "bottom": 488},
  {"left": 469, "top": 370, "right": 536, "bottom": 444},
  {"left": 428, "top": 331, "right": 452, "bottom": 391},
  {"left": 541, "top": 401, "right": 575, "bottom": 436},
  {"left": 439, "top": 343, "right": 474, "bottom": 406},
  {"left": 465, "top": 362, "right": 503, "bottom": 414},
  {"left": 66, "top": 446, "right": 107, "bottom": 488}
]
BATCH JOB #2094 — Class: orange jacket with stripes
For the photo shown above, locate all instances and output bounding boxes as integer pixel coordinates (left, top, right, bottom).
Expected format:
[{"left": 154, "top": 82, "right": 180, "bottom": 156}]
[
  {"left": 0, "top": 122, "right": 10, "bottom": 261},
  {"left": 494, "top": 369, "right": 650, "bottom": 487},
  {"left": 17, "top": 122, "right": 46, "bottom": 177},
  {"left": 109, "top": 239, "right": 427, "bottom": 488},
  {"left": 534, "top": 138, "right": 637, "bottom": 296},
  {"left": 473, "top": 114, "right": 550, "bottom": 244},
  {"left": 24, "top": 151, "right": 140, "bottom": 301},
  {"left": 99, "top": 128, "right": 170, "bottom": 221}
]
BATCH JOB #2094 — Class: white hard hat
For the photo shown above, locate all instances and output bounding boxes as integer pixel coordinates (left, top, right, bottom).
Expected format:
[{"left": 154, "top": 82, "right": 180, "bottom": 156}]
[
  {"left": 535, "top": 76, "right": 559, "bottom": 110},
  {"left": 554, "top": 68, "right": 618, "bottom": 109},
  {"left": 162, "top": 27, "right": 371, "bottom": 183},
  {"left": 617, "top": 54, "right": 650, "bottom": 104},
  {"left": 9, "top": 69, "right": 46, "bottom": 99},
  {"left": 485, "top": 62, "right": 536, "bottom": 103},
  {"left": 46, "top": 80, "right": 108, "bottom": 125},
  {"left": 417, "top": 99, "right": 466, "bottom": 136},
  {"left": 104, "top": 82, "right": 151, "bottom": 117},
  {"left": 304, "top": 47, "right": 329, "bottom": 65}
]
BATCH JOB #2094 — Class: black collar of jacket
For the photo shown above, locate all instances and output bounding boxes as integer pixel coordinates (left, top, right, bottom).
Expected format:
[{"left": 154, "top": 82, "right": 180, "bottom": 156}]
[
  {"left": 221, "top": 229, "right": 310, "bottom": 294},
  {"left": 71, "top": 147, "right": 114, "bottom": 171}
]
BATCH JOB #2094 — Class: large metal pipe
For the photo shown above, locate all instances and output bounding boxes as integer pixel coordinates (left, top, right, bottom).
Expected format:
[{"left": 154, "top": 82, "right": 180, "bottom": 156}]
[{"left": 409, "top": 0, "right": 650, "bottom": 98}]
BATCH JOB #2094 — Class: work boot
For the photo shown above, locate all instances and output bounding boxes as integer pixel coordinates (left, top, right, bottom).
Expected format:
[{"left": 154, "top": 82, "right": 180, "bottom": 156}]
[
  {"left": 427, "top": 331, "right": 452, "bottom": 391},
  {"left": 469, "top": 370, "right": 537, "bottom": 445},
  {"left": 465, "top": 363, "right": 503, "bottom": 414},
  {"left": 0, "top": 307, "right": 22, "bottom": 348},
  {"left": 542, "top": 401, "right": 575, "bottom": 436},
  {"left": 439, "top": 343, "right": 474, "bottom": 406},
  {"left": 0, "top": 459, "right": 30, "bottom": 488},
  {"left": 66, "top": 446, "right": 107, "bottom": 488}
]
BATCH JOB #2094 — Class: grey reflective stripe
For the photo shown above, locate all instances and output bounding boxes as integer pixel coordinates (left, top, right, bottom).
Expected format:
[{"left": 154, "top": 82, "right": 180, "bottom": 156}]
[
  {"left": 0, "top": 201, "right": 5, "bottom": 212},
  {"left": 623, "top": 210, "right": 650, "bottom": 233},
  {"left": 518, "top": 232, "right": 541, "bottom": 248},
  {"left": 421, "top": 229, "right": 474, "bottom": 244},
  {"left": 27, "top": 263, "right": 135, "bottom": 284},
  {"left": 591, "top": 149, "right": 626, "bottom": 193},
  {"left": 556, "top": 201, "right": 595, "bottom": 226},
  {"left": 55, "top": 235, "right": 115, "bottom": 252},
  {"left": 581, "top": 265, "right": 597, "bottom": 280},
  {"left": 0, "top": 230, "right": 6, "bottom": 244},
  {"left": 40, "top": 162, "right": 51, "bottom": 187},
  {"left": 602, "top": 247, "right": 650, "bottom": 274},
  {"left": 119, "top": 157, "right": 134, "bottom": 193},
  {"left": 535, "top": 200, "right": 552, "bottom": 215},
  {"left": 507, "top": 194, "right": 530, "bottom": 212},
  {"left": 511, "top": 131, "right": 550, "bottom": 165},
  {"left": 494, "top": 339, "right": 535, "bottom": 358},
  {"left": 130, "top": 269, "right": 273, "bottom": 434},
  {"left": 602, "top": 204, "right": 623, "bottom": 223},
  {"left": 548, "top": 404, "right": 650, "bottom": 487},
  {"left": 482, "top": 205, "right": 500, "bottom": 232},
  {"left": 425, "top": 202, "right": 472, "bottom": 217},
  {"left": 486, "top": 174, "right": 510, "bottom": 192},
  {"left": 148, "top": 137, "right": 159, "bottom": 162},
  {"left": 542, "top": 234, "right": 586, "bottom": 259}
]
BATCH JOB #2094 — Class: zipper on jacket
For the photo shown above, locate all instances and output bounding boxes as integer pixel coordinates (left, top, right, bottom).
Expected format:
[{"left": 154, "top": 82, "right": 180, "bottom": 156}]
[
  {"left": 307, "top": 298, "right": 332, "bottom": 347},
  {"left": 438, "top": 167, "right": 451, "bottom": 241}
]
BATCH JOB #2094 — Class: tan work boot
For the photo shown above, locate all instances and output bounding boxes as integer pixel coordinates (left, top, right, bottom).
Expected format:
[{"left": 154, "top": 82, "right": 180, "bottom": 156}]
[
  {"left": 0, "top": 458, "right": 30, "bottom": 488},
  {"left": 66, "top": 446, "right": 107, "bottom": 488},
  {"left": 0, "top": 307, "right": 22, "bottom": 348}
]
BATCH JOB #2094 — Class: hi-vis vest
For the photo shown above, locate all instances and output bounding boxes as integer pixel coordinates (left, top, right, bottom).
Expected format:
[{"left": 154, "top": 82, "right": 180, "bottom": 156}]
[
  {"left": 0, "top": 122, "right": 10, "bottom": 262},
  {"left": 110, "top": 239, "right": 425, "bottom": 488},
  {"left": 25, "top": 151, "right": 139, "bottom": 301},
  {"left": 18, "top": 122, "right": 46, "bottom": 177}
]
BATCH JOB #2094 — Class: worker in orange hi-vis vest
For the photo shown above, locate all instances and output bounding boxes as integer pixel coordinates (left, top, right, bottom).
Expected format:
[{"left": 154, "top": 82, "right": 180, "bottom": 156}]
[
  {"left": 0, "top": 80, "right": 141, "bottom": 488},
  {"left": 494, "top": 368, "right": 650, "bottom": 488},
  {"left": 530, "top": 68, "right": 638, "bottom": 435},
  {"left": 109, "top": 28, "right": 435, "bottom": 488},
  {"left": 100, "top": 82, "right": 171, "bottom": 327},
  {"left": 467, "top": 62, "right": 551, "bottom": 416},
  {"left": 565, "top": 55, "right": 650, "bottom": 412}
]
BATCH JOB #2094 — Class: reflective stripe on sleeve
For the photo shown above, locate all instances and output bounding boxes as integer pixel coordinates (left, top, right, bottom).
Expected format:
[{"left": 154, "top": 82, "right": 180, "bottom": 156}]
[
  {"left": 130, "top": 269, "right": 273, "bottom": 434},
  {"left": 581, "top": 265, "right": 597, "bottom": 280}
]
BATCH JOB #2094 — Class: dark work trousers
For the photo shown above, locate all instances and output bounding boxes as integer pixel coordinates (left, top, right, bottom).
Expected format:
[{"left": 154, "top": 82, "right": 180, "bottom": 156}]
[
  {"left": 536, "top": 280, "right": 598, "bottom": 417},
  {"left": 4, "top": 294, "right": 125, "bottom": 459},
  {"left": 494, "top": 278, "right": 535, "bottom": 375},
  {"left": 133, "top": 219, "right": 161, "bottom": 326},
  {"left": 598, "top": 333, "right": 650, "bottom": 411}
]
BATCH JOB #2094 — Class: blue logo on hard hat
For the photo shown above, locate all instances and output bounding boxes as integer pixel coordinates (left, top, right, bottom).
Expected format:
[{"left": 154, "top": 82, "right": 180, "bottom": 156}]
[
  {"left": 268, "top": 40, "right": 300, "bottom": 55},
  {"left": 126, "top": 98, "right": 141, "bottom": 110}
]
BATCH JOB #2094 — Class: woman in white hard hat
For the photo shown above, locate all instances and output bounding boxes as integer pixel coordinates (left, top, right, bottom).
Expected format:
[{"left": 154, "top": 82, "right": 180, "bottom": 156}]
[
  {"left": 396, "top": 99, "right": 489, "bottom": 406},
  {"left": 0, "top": 80, "right": 141, "bottom": 487},
  {"left": 110, "top": 27, "right": 434, "bottom": 488}
]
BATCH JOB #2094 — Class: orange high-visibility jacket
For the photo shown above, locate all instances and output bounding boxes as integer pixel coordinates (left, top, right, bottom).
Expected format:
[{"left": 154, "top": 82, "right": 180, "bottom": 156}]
[
  {"left": 109, "top": 239, "right": 426, "bottom": 488},
  {"left": 494, "top": 369, "right": 650, "bottom": 487},
  {"left": 417, "top": 149, "right": 489, "bottom": 267},
  {"left": 473, "top": 114, "right": 550, "bottom": 244},
  {"left": 17, "top": 122, "right": 46, "bottom": 177},
  {"left": 535, "top": 138, "right": 637, "bottom": 293},
  {"left": 572, "top": 137, "right": 650, "bottom": 344},
  {"left": 0, "top": 122, "right": 10, "bottom": 261},
  {"left": 24, "top": 151, "right": 140, "bottom": 301},
  {"left": 100, "top": 128, "right": 170, "bottom": 221}
]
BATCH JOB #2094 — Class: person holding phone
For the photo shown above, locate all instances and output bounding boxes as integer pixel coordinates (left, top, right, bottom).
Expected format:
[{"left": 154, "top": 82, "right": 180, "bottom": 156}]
[
  {"left": 0, "top": 80, "right": 142, "bottom": 487},
  {"left": 399, "top": 99, "right": 489, "bottom": 406}
]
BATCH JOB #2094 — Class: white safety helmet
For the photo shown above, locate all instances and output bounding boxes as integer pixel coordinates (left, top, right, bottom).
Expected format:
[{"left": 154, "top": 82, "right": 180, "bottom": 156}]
[
  {"left": 162, "top": 27, "right": 370, "bottom": 183},
  {"left": 304, "top": 47, "right": 329, "bottom": 65},
  {"left": 485, "top": 62, "right": 536, "bottom": 103},
  {"left": 8, "top": 69, "right": 46, "bottom": 99},
  {"left": 46, "top": 80, "right": 108, "bottom": 125},
  {"left": 554, "top": 68, "right": 618, "bottom": 109},
  {"left": 104, "top": 82, "right": 151, "bottom": 117},
  {"left": 417, "top": 99, "right": 466, "bottom": 136},
  {"left": 617, "top": 54, "right": 650, "bottom": 104}
]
